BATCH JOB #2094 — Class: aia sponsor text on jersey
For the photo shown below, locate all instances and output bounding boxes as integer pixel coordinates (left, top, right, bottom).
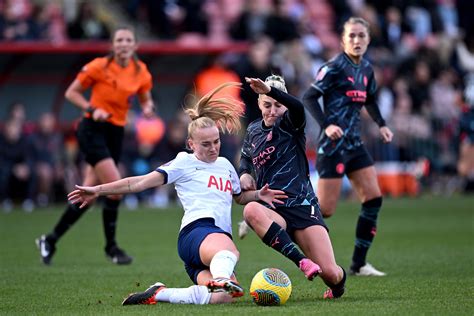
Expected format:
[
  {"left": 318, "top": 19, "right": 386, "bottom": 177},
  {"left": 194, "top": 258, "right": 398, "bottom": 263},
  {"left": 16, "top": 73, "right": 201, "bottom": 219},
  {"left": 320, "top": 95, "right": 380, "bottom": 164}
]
[{"left": 207, "top": 175, "right": 232, "bottom": 193}]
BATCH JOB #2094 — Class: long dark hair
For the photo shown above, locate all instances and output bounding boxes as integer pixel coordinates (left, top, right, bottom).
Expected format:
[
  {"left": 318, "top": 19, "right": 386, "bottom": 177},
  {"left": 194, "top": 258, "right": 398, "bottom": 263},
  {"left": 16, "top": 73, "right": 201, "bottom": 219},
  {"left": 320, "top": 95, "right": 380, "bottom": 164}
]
[{"left": 105, "top": 25, "right": 141, "bottom": 74}]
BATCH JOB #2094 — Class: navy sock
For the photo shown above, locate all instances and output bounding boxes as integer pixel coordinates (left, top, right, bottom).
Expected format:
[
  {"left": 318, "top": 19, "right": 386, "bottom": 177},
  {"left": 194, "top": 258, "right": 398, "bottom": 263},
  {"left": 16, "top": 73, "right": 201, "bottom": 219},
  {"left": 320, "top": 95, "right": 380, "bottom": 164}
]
[
  {"left": 103, "top": 198, "right": 120, "bottom": 250},
  {"left": 351, "top": 197, "right": 382, "bottom": 271},
  {"left": 262, "top": 222, "right": 305, "bottom": 266},
  {"left": 48, "top": 203, "right": 89, "bottom": 244}
]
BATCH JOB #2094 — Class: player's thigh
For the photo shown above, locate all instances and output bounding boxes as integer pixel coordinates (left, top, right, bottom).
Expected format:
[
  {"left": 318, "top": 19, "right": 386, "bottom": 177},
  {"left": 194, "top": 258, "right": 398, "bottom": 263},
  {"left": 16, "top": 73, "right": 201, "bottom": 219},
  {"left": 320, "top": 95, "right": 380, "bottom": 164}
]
[
  {"left": 243, "top": 202, "right": 287, "bottom": 233},
  {"left": 199, "top": 233, "right": 238, "bottom": 266},
  {"left": 348, "top": 166, "right": 381, "bottom": 202},
  {"left": 317, "top": 178, "right": 343, "bottom": 216},
  {"left": 294, "top": 225, "right": 338, "bottom": 274},
  {"left": 94, "top": 158, "right": 121, "bottom": 183}
]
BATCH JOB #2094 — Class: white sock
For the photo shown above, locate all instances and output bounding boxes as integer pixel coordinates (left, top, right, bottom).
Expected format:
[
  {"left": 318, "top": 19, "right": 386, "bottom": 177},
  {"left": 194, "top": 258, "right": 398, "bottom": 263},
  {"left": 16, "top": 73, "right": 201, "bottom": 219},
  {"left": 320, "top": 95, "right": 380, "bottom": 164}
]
[
  {"left": 155, "top": 285, "right": 211, "bottom": 305},
  {"left": 209, "top": 250, "right": 237, "bottom": 279}
]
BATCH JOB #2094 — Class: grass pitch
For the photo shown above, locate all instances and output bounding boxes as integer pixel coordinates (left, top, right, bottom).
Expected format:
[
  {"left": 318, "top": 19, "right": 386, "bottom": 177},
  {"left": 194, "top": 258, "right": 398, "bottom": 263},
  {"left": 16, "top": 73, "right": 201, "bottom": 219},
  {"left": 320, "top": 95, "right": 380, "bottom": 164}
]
[{"left": 1, "top": 195, "right": 473, "bottom": 315}]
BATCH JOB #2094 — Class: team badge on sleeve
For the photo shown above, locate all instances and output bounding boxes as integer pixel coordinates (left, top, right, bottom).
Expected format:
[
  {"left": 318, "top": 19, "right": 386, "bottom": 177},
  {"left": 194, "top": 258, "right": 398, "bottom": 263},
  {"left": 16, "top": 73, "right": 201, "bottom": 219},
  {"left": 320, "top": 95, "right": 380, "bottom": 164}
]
[{"left": 316, "top": 66, "right": 328, "bottom": 81}]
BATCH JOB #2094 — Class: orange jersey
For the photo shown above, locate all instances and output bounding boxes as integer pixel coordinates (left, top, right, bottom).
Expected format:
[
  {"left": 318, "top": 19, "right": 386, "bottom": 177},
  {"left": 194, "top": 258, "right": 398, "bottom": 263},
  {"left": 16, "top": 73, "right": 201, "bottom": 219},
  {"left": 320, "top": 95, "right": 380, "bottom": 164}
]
[{"left": 77, "top": 57, "right": 153, "bottom": 126}]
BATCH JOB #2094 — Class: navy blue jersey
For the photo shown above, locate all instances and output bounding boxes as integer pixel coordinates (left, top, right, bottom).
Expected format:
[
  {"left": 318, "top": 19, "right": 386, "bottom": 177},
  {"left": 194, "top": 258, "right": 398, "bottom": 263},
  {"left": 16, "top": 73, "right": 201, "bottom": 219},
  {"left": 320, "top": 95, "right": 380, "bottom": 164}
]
[
  {"left": 240, "top": 88, "right": 318, "bottom": 208},
  {"left": 305, "top": 53, "right": 385, "bottom": 156}
]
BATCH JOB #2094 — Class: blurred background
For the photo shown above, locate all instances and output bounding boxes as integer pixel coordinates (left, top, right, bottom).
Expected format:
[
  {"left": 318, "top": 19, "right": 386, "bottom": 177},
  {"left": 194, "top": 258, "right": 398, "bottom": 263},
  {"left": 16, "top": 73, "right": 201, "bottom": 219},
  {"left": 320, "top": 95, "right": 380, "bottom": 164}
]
[{"left": 1, "top": 0, "right": 473, "bottom": 212}]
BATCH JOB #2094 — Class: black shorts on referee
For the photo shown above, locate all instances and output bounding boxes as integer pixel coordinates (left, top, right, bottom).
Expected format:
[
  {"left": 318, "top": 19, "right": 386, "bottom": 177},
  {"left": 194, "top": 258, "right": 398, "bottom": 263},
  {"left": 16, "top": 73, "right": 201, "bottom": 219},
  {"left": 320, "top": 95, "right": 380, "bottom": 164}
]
[{"left": 76, "top": 118, "right": 124, "bottom": 166}]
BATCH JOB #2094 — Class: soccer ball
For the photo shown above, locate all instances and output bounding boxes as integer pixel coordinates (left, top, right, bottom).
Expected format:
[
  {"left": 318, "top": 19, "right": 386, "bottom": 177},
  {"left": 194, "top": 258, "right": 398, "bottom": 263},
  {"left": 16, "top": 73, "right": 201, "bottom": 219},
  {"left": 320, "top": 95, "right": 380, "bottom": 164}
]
[{"left": 249, "top": 268, "right": 292, "bottom": 306}]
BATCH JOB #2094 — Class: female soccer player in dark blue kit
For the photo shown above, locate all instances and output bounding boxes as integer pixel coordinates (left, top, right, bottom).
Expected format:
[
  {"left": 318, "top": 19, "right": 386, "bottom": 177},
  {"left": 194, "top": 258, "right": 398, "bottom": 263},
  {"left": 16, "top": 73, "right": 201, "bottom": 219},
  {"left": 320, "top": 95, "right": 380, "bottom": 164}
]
[
  {"left": 302, "top": 17, "right": 394, "bottom": 276},
  {"left": 239, "top": 75, "right": 346, "bottom": 299}
]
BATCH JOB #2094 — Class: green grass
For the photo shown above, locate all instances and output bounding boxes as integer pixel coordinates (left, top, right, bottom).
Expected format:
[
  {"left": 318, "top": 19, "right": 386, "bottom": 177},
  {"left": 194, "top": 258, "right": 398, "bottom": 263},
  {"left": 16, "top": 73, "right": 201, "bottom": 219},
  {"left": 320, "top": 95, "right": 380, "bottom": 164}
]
[{"left": 1, "top": 195, "right": 473, "bottom": 315}]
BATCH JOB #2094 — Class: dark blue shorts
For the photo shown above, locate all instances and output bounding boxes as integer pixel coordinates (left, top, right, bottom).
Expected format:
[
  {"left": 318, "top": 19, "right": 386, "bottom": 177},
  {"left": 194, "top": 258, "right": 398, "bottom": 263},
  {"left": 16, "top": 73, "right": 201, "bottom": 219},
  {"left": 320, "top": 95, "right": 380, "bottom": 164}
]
[
  {"left": 316, "top": 145, "right": 374, "bottom": 178},
  {"left": 273, "top": 204, "right": 328, "bottom": 239},
  {"left": 76, "top": 118, "right": 124, "bottom": 166},
  {"left": 177, "top": 218, "right": 232, "bottom": 284}
]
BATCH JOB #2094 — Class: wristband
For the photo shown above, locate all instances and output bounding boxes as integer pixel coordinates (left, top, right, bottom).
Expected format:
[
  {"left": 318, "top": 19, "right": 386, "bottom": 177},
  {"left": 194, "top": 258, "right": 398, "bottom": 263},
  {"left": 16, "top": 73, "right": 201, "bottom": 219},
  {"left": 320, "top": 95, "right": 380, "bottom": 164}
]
[{"left": 86, "top": 106, "right": 96, "bottom": 114}]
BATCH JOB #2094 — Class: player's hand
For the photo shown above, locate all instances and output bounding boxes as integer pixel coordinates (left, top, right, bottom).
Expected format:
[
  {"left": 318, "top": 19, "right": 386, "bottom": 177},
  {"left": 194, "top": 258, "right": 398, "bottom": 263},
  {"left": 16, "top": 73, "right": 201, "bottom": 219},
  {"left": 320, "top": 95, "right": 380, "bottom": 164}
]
[
  {"left": 92, "top": 108, "right": 112, "bottom": 122},
  {"left": 67, "top": 185, "right": 99, "bottom": 208},
  {"left": 325, "top": 124, "right": 344, "bottom": 140},
  {"left": 380, "top": 126, "right": 393, "bottom": 143},
  {"left": 245, "top": 77, "right": 271, "bottom": 94},
  {"left": 240, "top": 173, "right": 256, "bottom": 190},
  {"left": 258, "top": 183, "right": 288, "bottom": 209}
]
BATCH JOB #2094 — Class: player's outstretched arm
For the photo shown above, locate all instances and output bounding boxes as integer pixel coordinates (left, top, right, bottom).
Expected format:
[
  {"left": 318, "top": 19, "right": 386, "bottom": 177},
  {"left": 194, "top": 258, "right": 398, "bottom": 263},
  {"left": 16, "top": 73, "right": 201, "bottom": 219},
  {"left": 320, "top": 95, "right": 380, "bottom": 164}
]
[{"left": 68, "top": 171, "right": 165, "bottom": 208}]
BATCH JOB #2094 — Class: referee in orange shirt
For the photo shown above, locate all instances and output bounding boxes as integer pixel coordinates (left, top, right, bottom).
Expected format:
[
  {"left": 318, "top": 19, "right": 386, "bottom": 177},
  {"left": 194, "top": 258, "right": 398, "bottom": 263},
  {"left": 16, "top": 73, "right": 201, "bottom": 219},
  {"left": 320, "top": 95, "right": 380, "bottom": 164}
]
[{"left": 36, "top": 26, "right": 155, "bottom": 265}]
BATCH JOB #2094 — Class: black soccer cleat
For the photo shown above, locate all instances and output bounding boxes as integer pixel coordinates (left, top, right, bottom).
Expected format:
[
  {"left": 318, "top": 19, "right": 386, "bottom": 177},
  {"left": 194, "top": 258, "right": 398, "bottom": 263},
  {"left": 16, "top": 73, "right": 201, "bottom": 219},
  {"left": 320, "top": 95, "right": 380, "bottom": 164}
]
[
  {"left": 35, "top": 235, "right": 56, "bottom": 265},
  {"left": 105, "top": 245, "right": 133, "bottom": 265},
  {"left": 122, "top": 282, "right": 166, "bottom": 305},
  {"left": 206, "top": 277, "right": 244, "bottom": 297}
]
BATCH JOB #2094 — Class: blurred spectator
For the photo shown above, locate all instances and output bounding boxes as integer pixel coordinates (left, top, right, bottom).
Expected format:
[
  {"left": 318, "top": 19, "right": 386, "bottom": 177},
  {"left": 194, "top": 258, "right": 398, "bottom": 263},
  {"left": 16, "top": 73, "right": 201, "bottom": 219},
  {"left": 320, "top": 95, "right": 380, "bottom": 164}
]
[
  {"left": 229, "top": 0, "right": 270, "bottom": 41},
  {"left": 263, "top": 0, "right": 299, "bottom": 44},
  {"left": 29, "top": 112, "right": 65, "bottom": 207},
  {"left": 67, "top": 2, "right": 110, "bottom": 40},
  {"left": 232, "top": 36, "right": 273, "bottom": 125},
  {"left": 389, "top": 93, "right": 433, "bottom": 162},
  {"left": 0, "top": 119, "right": 36, "bottom": 212}
]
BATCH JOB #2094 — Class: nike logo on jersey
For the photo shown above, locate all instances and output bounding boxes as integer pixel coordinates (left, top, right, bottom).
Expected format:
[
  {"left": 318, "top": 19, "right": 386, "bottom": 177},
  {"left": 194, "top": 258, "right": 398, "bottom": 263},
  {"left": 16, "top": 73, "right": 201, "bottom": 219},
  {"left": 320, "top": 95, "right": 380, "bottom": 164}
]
[{"left": 195, "top": 167, "right": 206, "bottom": 170}]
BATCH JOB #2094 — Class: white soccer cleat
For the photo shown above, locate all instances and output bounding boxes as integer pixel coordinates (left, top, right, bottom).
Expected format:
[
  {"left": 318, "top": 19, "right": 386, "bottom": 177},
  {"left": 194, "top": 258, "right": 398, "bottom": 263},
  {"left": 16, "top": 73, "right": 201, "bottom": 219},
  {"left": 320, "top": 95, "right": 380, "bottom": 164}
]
[
  {"left": 353, "top": 263, "right": 386, "bottom": 276},
  {"left": 238, "top": 220, "right": 250, "bottom": 239}
]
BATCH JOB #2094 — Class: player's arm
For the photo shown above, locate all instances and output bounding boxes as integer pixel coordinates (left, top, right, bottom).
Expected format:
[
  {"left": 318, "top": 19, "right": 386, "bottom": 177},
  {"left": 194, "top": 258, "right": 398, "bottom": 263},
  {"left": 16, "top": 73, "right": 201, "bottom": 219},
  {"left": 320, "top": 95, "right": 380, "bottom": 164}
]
[
  {"left": 138, "top": 91, "right": 155, "bottom": 118},
  {"left": 302, "top": 86, "right": 326, "bottom": 128},
  {"left": 65, "top": 79, "right": 91, "bottom": 112},
  {"left": 65, "top": 79, "right": 110, "bottom": 121},
  {"left": 233, "top": 184, "right": 287, "bottom": 209},
  {"left": 365, "top": 96, "right": 393, "bottom": 143},
  {"left": 238, "top": 132, "right": 256, "bottom": 190},
  {"left": 68, "top": 171, "right": 165, "bottom": 208},
  {"left": 266, "top": 87, "right": 305, "bottom": 128}
]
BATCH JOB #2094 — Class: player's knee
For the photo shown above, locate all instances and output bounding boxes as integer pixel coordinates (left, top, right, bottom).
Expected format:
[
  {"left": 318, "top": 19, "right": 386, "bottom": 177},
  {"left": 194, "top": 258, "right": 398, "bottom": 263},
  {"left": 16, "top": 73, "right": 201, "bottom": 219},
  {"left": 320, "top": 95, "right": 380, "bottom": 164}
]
[
  {"left": 320, "top": 206, "right": 336, "bottom": 218},
  {"left": 243, "top": 202, "right": 263, "bottom": 225},
  {"left": 322, "top": 265, "right": 342, "bottom": 286}
]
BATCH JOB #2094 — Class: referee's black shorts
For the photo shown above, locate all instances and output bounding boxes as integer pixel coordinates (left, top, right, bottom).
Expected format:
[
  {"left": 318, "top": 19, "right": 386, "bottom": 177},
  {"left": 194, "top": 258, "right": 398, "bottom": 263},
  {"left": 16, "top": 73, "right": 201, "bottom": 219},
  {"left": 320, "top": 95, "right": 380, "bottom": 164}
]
[
  {"left": 317, "top": 145, "right": 374, "bottom": 178},
  {"left": 76, "top": 118, "right": 124, "bottom": 166}
]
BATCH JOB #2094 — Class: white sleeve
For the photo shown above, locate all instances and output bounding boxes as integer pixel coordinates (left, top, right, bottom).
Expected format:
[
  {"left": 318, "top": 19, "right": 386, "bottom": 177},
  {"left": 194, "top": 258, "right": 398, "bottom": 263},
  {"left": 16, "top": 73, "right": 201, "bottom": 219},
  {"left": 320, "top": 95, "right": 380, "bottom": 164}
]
[{"left": 156, "top": 152, "right": 188, "bottom": 184}]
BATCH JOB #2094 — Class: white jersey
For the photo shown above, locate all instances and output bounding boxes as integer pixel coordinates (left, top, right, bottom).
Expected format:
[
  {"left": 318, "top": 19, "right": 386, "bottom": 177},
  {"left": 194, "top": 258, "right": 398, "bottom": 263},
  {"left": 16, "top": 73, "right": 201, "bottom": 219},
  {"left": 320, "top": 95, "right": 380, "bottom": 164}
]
[{"left": 156, "top": 152, "right": 241, "bottom": 234}]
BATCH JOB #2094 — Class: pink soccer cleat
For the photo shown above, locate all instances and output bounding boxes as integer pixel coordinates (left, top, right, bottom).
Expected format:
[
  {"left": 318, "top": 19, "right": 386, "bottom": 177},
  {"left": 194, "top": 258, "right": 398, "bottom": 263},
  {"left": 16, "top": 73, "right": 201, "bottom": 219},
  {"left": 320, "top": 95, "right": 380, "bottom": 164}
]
[{"left": 299, "top": 258, "right": 322, "bottom": 281}]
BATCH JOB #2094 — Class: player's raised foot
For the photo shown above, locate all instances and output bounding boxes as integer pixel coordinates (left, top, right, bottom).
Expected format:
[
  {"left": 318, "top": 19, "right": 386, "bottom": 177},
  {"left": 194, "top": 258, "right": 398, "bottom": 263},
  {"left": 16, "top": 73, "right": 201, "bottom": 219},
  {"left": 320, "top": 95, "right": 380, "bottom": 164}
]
[
  {"left": 350, "top": 263, "right": 386, "bottom": 276},
  {"left": 122, "top": 282, "right": 166, "bottom": 305},
  {"left": 299, "top": 258, "right": 322, "bottom": 280},
  {"left": 206, "top": 277, "right": 244, "bottom": 297},
  {"left": 35, "top": 235, "right": 56, "bottom": 265},
  {"left": 238, "top": 220, "right": 250, "bottom": 239},
  {"left": 105, "top": 245, "right": 133, "bottom": 265}
]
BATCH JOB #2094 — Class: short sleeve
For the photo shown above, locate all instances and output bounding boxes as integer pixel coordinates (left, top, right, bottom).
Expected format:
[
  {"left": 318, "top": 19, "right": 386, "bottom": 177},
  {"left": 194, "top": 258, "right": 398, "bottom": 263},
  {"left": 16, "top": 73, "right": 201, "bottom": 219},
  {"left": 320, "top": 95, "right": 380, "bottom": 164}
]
[
  {"left": 156, "top": 152, "right": 187, "bottom": 184},
  {"left": 76, "top": 58, "right": 103, "bottom": 89}
]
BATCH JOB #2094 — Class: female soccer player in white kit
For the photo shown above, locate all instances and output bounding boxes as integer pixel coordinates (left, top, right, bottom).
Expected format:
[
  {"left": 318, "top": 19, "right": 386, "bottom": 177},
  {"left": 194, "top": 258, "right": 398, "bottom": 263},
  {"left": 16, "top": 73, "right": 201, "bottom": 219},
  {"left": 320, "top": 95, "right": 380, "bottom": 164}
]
[{"left": 68, "top": 82, "right": 286, "bottom": 305}]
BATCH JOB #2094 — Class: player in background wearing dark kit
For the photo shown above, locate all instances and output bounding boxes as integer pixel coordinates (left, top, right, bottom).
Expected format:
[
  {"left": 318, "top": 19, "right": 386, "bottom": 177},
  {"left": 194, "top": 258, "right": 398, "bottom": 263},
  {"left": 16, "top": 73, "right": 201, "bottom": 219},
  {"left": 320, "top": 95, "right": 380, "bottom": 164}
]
[
  {"left": 302, "top": 17, "right": 394, "bottom": 276},
  {"left": 36, "top": 26, "right": 155, "bottom": 265},
  {"left": 239, "top": 75, "right": 346, "bottom": 299}
]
